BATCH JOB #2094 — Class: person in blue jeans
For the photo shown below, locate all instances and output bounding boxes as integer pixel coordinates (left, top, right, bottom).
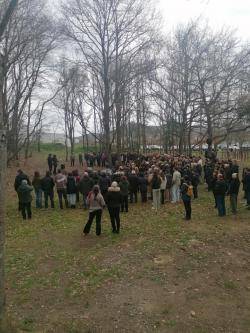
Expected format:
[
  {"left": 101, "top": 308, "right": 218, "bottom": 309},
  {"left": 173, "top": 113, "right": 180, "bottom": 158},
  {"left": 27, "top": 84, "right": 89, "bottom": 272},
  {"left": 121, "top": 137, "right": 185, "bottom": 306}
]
[
  {"left": 32, "top": 171, "right": 43, "bottom": 208},
  {"left": 214, "top": 174, "right": 228, "bottom": 217}
]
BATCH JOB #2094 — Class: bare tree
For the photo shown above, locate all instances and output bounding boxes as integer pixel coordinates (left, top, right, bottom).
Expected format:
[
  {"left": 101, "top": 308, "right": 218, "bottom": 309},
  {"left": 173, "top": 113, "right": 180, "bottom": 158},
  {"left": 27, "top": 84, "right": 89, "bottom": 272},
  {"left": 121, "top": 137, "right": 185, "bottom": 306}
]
[{"left": 0, "top": 0, "right": 18, "bottom": 323}]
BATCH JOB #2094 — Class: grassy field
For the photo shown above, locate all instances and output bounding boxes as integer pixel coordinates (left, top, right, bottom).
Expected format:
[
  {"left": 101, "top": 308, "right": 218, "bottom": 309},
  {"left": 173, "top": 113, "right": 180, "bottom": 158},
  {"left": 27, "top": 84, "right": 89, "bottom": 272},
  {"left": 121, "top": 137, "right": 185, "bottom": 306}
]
[{"left": 4, "top": 153, "right": 250, "bottom": 333}]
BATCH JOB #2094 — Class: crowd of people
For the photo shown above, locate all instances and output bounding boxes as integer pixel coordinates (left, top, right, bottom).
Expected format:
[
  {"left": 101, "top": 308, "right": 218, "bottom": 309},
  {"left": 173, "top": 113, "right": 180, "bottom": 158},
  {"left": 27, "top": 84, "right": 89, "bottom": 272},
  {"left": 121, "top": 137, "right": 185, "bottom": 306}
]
[{"left": 14, "top": 152, "right": 250, "bottom": 236}]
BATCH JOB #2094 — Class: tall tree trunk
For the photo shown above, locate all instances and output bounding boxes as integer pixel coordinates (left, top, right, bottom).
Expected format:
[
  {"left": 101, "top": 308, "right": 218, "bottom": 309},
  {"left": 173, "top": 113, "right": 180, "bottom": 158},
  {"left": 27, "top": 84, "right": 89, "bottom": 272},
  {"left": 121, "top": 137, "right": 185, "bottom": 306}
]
[
  {"left": 0, "top": 1, "right": 18, "bottom": 324},
  {"left": 25, "top": 96, "right": 31, "bottom": 159},
  {"left": 0, "top": 54, "right": 7, "bottom": 324}
]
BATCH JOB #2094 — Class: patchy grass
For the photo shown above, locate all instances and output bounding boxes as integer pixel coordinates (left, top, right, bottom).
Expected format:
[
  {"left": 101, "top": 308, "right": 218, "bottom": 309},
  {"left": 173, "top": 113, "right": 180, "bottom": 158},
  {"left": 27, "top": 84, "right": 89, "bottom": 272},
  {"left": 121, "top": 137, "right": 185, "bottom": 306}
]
[{"left": 4, "top": 159, "right": 250, "bottom": 332}]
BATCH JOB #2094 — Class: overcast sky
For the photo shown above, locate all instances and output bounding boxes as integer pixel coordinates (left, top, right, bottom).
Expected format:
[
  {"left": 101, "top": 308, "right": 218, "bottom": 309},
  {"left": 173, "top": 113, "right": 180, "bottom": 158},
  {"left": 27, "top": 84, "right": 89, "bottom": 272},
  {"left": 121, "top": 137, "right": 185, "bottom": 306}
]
[{"left": 158, "top": 0, "right": 250, "bottom": 40}]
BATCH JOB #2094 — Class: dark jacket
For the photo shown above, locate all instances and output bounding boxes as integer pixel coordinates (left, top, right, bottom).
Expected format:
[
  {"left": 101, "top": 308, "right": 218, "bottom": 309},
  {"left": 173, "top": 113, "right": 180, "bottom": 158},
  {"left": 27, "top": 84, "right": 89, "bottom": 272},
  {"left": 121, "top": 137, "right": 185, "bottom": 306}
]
[
  {"left": 119, "top": 180, "right": 129, "bottom": 196},
  {"left": 99, "top": 175, "right": 111, "bottom": 194},
  {"left": 151, "top": 175, "right": 161, "bottom": 190},
  {"left": 14, "top": 173, "right": 30, "bottom": 191},
  {"left": 17, "top": 183, "right": 33, "bottom": 203},
  {"left": 67, "top": 176, "right": 77, "bottom": 194},
  {"left": 106, "top": 187, "right": 122, "bottom": 208},
  {"left": 128, "top": 174, "right": 139, "bottom": 192},
  {"left": 214, "top": 180, "right": 228, "bottom": 196},
  {"left": 228, "top": 178, "right": 240, "bottom": 195},
  {"left": 32, "top": 176, "right": 42, "bottom": 191},
  {"left": 79, "top": 176, "right": 94, "bottom": 195},
  {"left": 166, "top": 173, "right": 173, "bottom": 189},
  {"left": 243, "top": 173, "right": 250, "bottom": 192},
  {"left": 138, "top": 176, "right": 148, "bottom": 193},
  {"left": 181, "top": 183, "right": 191, "bottom": 201},
  {"left": 191, "top": 172, "right": 200, "bottom": 187},
  {"left": 41, "top": 176, "right": 55, "bottom": 193}
]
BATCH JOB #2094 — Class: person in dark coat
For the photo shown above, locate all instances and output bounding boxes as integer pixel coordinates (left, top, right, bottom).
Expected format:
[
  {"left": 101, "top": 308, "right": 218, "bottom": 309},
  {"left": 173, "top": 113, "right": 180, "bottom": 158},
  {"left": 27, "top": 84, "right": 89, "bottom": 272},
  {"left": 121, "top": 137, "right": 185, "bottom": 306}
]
[
  {"left": 180, "top": 176, "right": 192, "bottom": 221},
  {"left": 79, "top": 153, "right": 83, "bottom": 166},
  {"left": 52, "top": 155, "right": 58, "bottom": 175},
  {"left": 41, "top": 171, "right": 55, "bottom": 208},
  {"left": 191, "top": 170, "right": 200, "bottom": 199},
  {"left": 119, "top": 176, "right": 129, "bottom": 212},
  {"left": 214, "top": 174, "right": 228, "bottom": 217},
  {"left": 242, "top": 168, "right": 250, "bottom": 209},
  {"left": 67, "top": 173, "right": 77, "bottom": 208},
  {"left": 79, "top": 173, "right": 94, "bottom": 209},
  {"left": 128, "top": 171, "right": 139, "bottom": 203},
  {"left": 106, "top": 182, "right": 122, "bottom": 234},
  {"left": 32, "top": 171, "right": 43, "bottom": 208},
  {"left": 17, "top": 180, "right": 33, "bottom": 220},
  {"left": 14, "top": 169, "right": 30, "bottom": 211},
  {"left": 47, "top": 154, "right": 53, "bottom": 173},
  {"left": 138, "top": 173, "right": 148, "bottom": 203},
  {"left": 98, "top": 172, "right": 111, "bottom": 201},
  {"left": 228, "top": 173, "right": 240, "bottom": 214}
]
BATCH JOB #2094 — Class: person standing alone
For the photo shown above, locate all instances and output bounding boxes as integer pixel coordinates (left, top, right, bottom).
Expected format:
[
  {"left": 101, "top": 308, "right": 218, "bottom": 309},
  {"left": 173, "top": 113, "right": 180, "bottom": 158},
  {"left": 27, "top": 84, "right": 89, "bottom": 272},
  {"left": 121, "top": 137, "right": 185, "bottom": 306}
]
[{"left": 83, "top": 185, "right": 106, "bottom": 236}]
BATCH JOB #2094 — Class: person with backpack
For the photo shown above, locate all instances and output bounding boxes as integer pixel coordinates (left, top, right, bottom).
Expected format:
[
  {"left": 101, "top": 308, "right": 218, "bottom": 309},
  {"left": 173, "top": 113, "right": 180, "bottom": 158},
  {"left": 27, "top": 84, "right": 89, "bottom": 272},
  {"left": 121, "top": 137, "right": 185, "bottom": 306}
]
[
  {"left": 41, "top": 171, "right": 55, "bottom": 208},
  {"left": 67, "top": 173, "right": 77, "bottom": 208},
  {"left": 106, "top": 182, "right": 122, "bottom": 234},
  {"left": 181, "top": 176, "right": 193, "bottom": 221},
  {"left": 228, "top": 173, "right": 240, "bottom": 215},
  {"left": 119, "top": 176, "right": 129, "bottom": 212},
  {"left": 32, "top": 171, "right": 43, "bottom": 208},
  {"left": 83, "top": 185, "right": 106, "bottom": 236},
  {"left": 14, "top": 169, "right": 30, "bottom": 211},
  {"left": 17, "top": 180, "right": 33, "bottom": 220}
]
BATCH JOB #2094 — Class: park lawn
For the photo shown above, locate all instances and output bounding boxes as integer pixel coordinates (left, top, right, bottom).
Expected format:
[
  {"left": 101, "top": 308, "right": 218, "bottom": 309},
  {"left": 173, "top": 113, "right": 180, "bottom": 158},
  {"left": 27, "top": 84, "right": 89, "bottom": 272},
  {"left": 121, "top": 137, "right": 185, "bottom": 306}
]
[{"left": 4, "top": 179, "right": 250, "bottom": 333}]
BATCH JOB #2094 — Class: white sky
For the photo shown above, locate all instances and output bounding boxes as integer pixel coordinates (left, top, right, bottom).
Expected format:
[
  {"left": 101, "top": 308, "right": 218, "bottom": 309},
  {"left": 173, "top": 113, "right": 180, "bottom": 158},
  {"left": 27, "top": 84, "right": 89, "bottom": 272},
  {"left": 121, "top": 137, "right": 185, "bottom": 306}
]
[{"left": 158, "top": 0, "right": 250, "bottom": 39}]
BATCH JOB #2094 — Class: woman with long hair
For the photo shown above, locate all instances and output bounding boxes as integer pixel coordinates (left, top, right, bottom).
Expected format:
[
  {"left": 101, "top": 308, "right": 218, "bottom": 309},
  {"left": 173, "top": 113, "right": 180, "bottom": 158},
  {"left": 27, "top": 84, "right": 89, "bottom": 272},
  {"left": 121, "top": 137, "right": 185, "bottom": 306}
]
[{"left": 83, "top": 185, "right": 105, "bottom": 236}]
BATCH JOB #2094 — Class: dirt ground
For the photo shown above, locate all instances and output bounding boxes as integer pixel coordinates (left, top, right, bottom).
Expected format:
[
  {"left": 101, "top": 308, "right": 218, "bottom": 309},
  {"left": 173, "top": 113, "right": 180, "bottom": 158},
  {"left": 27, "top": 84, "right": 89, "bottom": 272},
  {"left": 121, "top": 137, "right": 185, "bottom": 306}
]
[{"left": 4, "top": 154, "right": 250, "bottom": 333}]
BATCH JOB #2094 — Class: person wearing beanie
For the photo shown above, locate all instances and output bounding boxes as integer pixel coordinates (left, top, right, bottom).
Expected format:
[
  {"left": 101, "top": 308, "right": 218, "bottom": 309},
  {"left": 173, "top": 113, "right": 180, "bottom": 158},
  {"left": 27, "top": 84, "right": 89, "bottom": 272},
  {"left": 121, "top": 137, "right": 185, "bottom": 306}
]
[
  {"left": 17, "top": 179, "right": 33, "bottom": 220},
  {"left": 106, "top": 182, "right": 122, "bottom": 233},
  {"left": 228, "top": 173, "right": 240, "bottom": 214}
]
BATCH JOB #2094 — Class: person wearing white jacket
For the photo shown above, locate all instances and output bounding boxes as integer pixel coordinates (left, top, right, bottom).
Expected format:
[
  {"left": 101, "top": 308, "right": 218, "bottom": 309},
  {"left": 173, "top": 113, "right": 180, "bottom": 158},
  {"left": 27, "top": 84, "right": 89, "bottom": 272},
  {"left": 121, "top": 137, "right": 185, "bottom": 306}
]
[{"left": 171, "top": 167, "right": 181, "bottom": 203}]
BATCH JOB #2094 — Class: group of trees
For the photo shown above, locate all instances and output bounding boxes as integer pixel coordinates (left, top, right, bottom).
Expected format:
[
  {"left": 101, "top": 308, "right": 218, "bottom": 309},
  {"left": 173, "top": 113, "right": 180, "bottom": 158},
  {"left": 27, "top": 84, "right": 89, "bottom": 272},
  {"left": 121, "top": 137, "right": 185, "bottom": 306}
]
[
  {"left": 0, "top": 0, "right": 249, "bottom": 325},
  {"left": 1, "top": 0, "right": 250, "bottom": 162}
]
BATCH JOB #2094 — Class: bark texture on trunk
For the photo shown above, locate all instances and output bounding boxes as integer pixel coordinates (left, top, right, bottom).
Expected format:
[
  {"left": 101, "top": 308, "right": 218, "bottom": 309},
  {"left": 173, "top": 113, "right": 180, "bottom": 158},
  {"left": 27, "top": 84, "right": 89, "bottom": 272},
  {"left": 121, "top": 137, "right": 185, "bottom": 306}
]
[{"left": 0, "top": 56, "right": 7, "bottom": 321}]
